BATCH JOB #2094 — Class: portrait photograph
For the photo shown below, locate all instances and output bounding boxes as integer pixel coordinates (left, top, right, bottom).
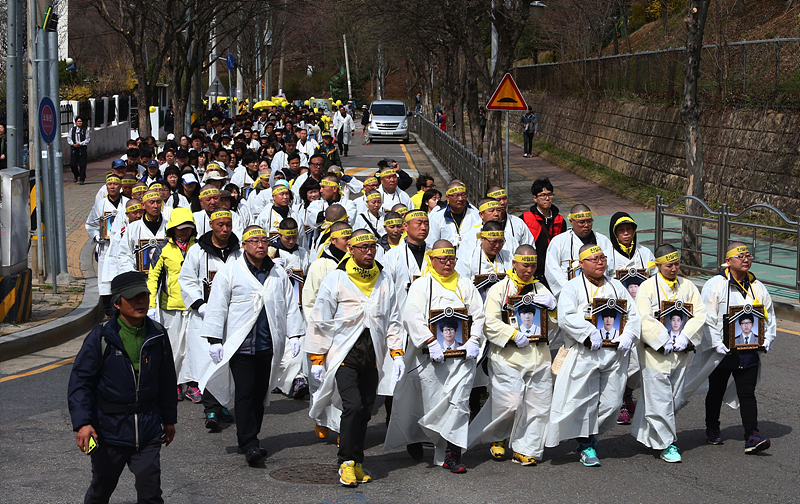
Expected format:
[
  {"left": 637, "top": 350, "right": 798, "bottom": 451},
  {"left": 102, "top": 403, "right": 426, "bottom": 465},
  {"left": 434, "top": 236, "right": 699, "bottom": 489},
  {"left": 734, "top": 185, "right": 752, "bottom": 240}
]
[
  {"left": 436, "top": 316, "right": 463, "bottom": 351},
  {"left": 428, "top": 307, "right": 471, "bottom": 357},
  {"left": 99, "top": 212, "right": 115, "bottom": 241},
  {"left": 474, "top": 273, "right": 506, "bottom": 302},
  {"left": 726, "top": 304, "right": 766, "bottom": 350},
  {"left": 658, "top": 301, "right": 695, "bottom": 352},
  {"left": 288, "top": 269, "right": 305, "bottom": 307},
  {"left": 596, "top": 308, "right": 621, "bottom": 340},
  {"left": 616, "top": 268, "right": 648, "bottom": 300},
  {"left": 136, "top": 238, "right": 158, "bottom": 273},
  {"left": 590, "top": 298, "right": 628, "bottom": 348},
  {"left": 503, "top": 294, "right": 548, "bottom": 344},
  {"left": 514, "top": 304, "right": 542, "bottom": 337}
]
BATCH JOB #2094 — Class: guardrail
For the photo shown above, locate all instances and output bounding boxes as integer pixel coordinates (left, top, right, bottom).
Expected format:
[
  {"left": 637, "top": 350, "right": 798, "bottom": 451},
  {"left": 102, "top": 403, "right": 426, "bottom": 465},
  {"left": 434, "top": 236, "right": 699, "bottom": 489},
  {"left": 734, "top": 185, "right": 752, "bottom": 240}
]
[
  {"left": 409, "top": 114, "right": 486, "bottom": 204},
  {"left": 655, "top": 195, "right": 800, "bottom": 297}
]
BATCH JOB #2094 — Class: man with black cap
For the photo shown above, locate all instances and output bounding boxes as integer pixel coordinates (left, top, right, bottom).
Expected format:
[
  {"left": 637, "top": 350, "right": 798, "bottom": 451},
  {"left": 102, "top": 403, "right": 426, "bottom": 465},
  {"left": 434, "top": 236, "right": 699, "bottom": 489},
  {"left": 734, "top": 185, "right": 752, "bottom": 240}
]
[
  {"left": 141, "top": 159, "right": 163, "bottom": 186},
  {"left": 315, "top": 131, "right": 341, "bottom": 171},
  {"left": 68, "top": 271, "right": 177, "bottom": 504}
]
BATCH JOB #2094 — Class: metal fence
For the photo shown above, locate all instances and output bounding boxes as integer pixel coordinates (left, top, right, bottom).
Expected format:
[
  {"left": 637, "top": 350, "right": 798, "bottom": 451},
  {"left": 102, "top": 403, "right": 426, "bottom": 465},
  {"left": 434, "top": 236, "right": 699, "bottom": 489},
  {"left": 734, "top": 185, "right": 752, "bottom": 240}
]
[
  {"left": 512, "top": 38, "right": 800, "bottom": 109},
  {"left": 60, "top": 103, "right": 74, "bottom": 135},
  {"left": 409, "top": 114, "right": 486, "bottom": 204},
  {"left": 655, "top": 195, "right": 800, "bottom": 297}
]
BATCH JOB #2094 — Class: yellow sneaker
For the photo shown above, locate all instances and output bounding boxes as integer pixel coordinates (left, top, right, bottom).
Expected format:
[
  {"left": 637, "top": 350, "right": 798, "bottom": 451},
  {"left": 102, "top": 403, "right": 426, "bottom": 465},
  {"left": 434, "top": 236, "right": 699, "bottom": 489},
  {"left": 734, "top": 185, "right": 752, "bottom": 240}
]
[
  {"left": 354, "top": 463, "right": 372, "bottom": 483},
  {"left": 315, "top": 425, "right": 329, "bottom": 439},
  {"left": 512, "top": 451, "right": 537, "bottom": 466},
  {"left": 490, "top": 441, "right": 506, "bottom": 460},
  {"left": 339, "top": 460, "right": 358, "bottom": 487}
]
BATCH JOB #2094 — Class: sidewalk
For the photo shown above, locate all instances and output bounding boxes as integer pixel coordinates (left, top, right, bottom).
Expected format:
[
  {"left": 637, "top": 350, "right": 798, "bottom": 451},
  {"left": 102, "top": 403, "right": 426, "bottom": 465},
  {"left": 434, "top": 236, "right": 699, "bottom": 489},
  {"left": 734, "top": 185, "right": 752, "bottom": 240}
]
[{"left": 0, "top": 153, "right": 121, "bottom": 360}]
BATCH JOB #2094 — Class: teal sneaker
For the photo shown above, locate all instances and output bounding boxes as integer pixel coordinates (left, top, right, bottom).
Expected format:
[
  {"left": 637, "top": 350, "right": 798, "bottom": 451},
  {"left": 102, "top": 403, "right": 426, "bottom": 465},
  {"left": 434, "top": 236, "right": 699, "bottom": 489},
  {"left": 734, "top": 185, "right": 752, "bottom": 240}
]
[
  {"left": 660, "top": 445, "right": 682, "bottom": 463},
  {"left": 579, "top": 447, "right": 601, "bottom": 467}
]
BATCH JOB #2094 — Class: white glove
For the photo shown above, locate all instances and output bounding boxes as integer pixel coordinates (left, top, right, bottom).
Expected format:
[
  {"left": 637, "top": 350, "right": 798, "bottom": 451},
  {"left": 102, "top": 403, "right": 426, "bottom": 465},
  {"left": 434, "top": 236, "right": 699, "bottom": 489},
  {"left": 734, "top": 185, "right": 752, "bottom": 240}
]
[
  {"left": 393, "top": 356, "right": 405, "bottom": 382},
  {"left": 459, "top": 339, "right": 481, "bottom": 360},
  {"left": 662, "top": 341, "right": 674, "bottom": 355},
  {"left": 533, "top": 292, "right": 556, "bottom": 311},
  {"left": 273, "top": 257, "right": 285, "bottom": 267},
  {"left": 674, "top": 333, "right": 691, "bottom": 352},
  {"left": 763, "top": 340, "right": 772, "bottom": 352},
  {"left": 311, "top": 364, "right": 325, "bottom": 382},
  {"left": 513, "top": 331, "right": 530, "bottom": 348},
  {"left": 427, "top": 341, "right": 445, "bottom": 363},
  {"left": 589, "top": 329, "right": 603, "bottom": 351},
  {"left": 209, "top": 343, "right": 223, "bottom": 364},
  {"left": 613, "top": 332, "right": 635, "bottom": 356},
  {"left": 290, "top": 338, "right": 301, "bottom": 358},
  {"left": 715, "top": 342, "right": 730, "bottom": 355},
  {"left": 197, "top": 304, "right": 207, "bottom": 319},
  {"left": 95, "top": 236, "right": 107, "bottom": 244},
  {"left": 147, "top": 308, "right": 157, "bottom": 320}
]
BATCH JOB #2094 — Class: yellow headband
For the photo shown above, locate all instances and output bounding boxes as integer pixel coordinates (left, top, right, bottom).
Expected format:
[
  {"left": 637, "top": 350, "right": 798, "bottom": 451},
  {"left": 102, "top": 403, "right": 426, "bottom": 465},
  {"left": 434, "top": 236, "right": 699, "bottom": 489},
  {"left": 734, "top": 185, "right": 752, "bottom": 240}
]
[
  {"left": 106, "top": 175, "right": 122, "bottom": 184},
  {"left": 278, "top": 227, "right": 299, "bottom": 236},
  {"left": 121, "top": 177, "right": 137, "bottom": 184},
  {"left": 259, "top": 173, "right": 270, "bottom": 180},
  {"left": 366, "top": 192, "right": 382, "bottom": 201},
  {"left": 428, "top": 247, "right": 456, "bottom": 258},
  {"left": 614, "top": 216, "right": 637, "bottom": 229},
  {"left": 479, "top": 201, "right": 501, "bottom": 212},
  {"left": 127, "top": 203, "right": 142, "bottom": 212},
  {"left": 487, "top": 189, "right": 506, "bottom": 199},
  {"left": 480, "top": 230, "right": 505, "bottom": 239},
  {"left": 320, "top": 179, "right": 339, "bottom": 188},
  {"left": 726, "top": 245, "right": 750, "bottom": 259},
  {"left": 200, "top": 188, "right": 220, "bottom": 198},
  {"left": 579, "top": 245, "right": 604, "bottom": 261},
  {"left": 364, "top": 177, "right": 378, "bottom": 186},
  {"left": 446, "top": 185, "right": 466, "bottom": 196},
  {"left": 379, "top": 169, "right": 397, "bottom": 177},
  {"left": 647, "top": 250, "right": 680, "bottom": 269},
  {"left": 149, "top": 183, "right": 164, "bottom": 190},
  {"left": 242, "top": 228, "right": 267, "bottom": 241},
  {"left": 404, "top": 210, "right": 428, "bottom": 222},
  {"left": 568, "top": 211, "right": 593, "bottom": 221},
  {"left": 142, "top": 191, "right": 162, "bottom": 202},
  {"left": 330, "top": 228, "right": 353, "bottom": 239},
  {"left": 272, "top": 185, "right": 289, "bottom": 195},
  {"left": 384, "top": 218, "right": 403, "bottom": 227},
  {"left": 351, "top": 233, "right": 377, "bottom": 245},
  {"left": 206, "top": 163, "right": 221, "bottom": 171},
  {"left": 210, "top": 210, "right": 232, "bottom": 221},
  {"left": 132, "top": 186, "right": 147, "bottom": 195},
  {"left": 395, "top": 207, "right": 409, "bottom": 215},
  {"left": 514, "top": 254, "right": 537, "bottom": 263}
]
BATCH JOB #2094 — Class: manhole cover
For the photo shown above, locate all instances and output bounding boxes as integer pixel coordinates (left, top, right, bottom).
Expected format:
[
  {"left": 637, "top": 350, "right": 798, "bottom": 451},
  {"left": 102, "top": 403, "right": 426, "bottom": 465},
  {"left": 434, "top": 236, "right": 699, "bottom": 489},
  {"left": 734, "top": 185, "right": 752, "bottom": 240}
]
[{"left": 271, "top": 464, "right": 340, "bottom": 484}]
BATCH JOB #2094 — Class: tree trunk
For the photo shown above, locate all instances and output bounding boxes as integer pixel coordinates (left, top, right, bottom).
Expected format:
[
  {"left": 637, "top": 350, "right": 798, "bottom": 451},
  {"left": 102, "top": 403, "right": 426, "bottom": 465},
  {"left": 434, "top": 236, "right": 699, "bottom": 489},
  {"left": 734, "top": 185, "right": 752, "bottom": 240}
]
[
  {"left": 621, "top": 8, "right": 632, "bottom": 53},
  {"left": 613, "top": 16, "right": 620, "bottom": 55},
  {"left": 135, "top": 85, "right": 152, "bottom": 138},
  {"left": 465, "top": 76, "right": 482, "bottom": 157},
  {"left": 661, "top": 1, "right": 669, "bottom": 37},
  {"left": 680, "top": 0, "right": 711, "bottom": 268}
]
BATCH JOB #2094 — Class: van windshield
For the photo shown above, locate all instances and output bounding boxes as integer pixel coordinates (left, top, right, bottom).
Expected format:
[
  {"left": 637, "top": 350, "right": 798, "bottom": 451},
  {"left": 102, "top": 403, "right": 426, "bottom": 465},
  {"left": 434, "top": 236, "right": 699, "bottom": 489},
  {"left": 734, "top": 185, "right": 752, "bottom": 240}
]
[{"left": 370, "top": 104, "right": 406, "bottom": 116}]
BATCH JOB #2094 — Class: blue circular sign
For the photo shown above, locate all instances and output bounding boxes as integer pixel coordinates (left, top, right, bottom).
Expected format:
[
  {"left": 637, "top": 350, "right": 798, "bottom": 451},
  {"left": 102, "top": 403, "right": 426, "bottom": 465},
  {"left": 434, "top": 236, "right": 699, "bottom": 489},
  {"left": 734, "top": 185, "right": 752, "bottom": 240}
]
[
  {"left": 226, "top": 54, "right": 235, "bottom": 70},
  {"left": 39, "top": 97, "right": 57, "bottom": 144}
]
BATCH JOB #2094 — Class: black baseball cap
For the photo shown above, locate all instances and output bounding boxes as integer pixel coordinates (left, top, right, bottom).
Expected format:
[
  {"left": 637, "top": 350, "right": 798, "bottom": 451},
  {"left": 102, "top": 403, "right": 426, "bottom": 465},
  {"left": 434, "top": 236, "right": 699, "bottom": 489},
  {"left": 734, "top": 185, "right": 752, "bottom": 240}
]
[{"left": 111, "top": 271, "right": 150, "bottom": 301}]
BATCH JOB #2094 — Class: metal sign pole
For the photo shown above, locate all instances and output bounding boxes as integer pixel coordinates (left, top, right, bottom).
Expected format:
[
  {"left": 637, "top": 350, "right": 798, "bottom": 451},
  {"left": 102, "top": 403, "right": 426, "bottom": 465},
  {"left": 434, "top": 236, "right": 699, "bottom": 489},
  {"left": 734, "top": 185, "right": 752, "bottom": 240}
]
[{"left": 505, "top": 111, "right": 510, "bottom": 195}]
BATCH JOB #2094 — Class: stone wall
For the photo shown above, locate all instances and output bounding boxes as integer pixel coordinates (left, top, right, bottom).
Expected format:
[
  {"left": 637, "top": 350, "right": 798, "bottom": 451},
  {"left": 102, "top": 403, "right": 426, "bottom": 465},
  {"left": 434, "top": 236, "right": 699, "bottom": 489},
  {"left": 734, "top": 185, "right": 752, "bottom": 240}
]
[{"left": 512, "top": 93, "right": 800, "bottom": 216}]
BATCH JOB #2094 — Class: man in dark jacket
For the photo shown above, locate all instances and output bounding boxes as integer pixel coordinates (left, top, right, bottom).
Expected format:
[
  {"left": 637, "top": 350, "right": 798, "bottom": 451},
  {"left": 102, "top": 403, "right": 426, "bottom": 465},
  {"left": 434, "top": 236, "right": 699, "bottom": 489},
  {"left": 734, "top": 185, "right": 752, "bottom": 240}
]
[
  {"left": 68, "top": 271, "right": 177, "bottom": 504},
  {"left": 521, "top": 178, "right": 566, "bottom": 281}
]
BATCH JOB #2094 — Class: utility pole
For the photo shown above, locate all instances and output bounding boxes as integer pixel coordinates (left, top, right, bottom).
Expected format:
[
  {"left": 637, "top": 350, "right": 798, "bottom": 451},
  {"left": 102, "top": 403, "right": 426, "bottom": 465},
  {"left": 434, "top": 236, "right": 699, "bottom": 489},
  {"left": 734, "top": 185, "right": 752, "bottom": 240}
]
[
  {"left": 343, "top": 34, "right": 353, "bottom": 101},
  {"left": 6, "top": 0, "right": 23, "bottom": 169},
  {"left": 28, "top": 0, "right": 45, "bottom": 283},
  {"left": 278, "top": 35, "right": 285, "bottom": 95}
]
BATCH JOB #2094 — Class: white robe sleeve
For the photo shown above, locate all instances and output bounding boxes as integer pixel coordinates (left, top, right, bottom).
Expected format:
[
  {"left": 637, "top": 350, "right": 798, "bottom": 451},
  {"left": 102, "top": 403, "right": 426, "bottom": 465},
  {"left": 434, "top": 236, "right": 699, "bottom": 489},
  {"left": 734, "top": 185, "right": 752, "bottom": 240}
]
[
  {"left": 201, "top": 262, "right": 232, "bottom": 341},
  {"left": 178, "top": 246, "right": 205, "bottom": 311}
]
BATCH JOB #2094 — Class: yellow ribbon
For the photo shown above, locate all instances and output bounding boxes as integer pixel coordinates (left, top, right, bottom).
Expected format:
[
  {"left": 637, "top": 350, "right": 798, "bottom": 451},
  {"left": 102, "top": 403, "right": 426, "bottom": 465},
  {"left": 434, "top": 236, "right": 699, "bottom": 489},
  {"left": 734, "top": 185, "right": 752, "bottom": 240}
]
[
  {"left": 647, "top": 250, "right": 681, "bottom": 269},
  {"left": 142, "top": 191, "right": 161, "bottom": 202},
  {"left": 487, "top": 189, "right": 507, "bottom": 198},
  {"left": 726, "top": 245, "right": 750, "bottom": 259},
  {"left": 200, "top": 188, "right": 220, "bottom": 198},
  {"left": 106, "top": 175, "right": 122, "bottom": 184},
  {"left": 121, "top": 177, "right": 137, "bottom": 184},
  {"left": 479, "top": 201, "right": 501, "bottom": 212},
  {"left": 363, "top": 177, "right": 378, "bottom": 186},
  {"left": 149, "top": 183, "right": 164, "bottom": 190},
  {"left": 379, "top": 169, "right": 397, "bottom": 177},
  {"left": 514, "top": 254, "right": 537, "bottom": 264},
  {"left": 366, "top": 192, "right": 382, "bottom": 201},
  {"left": 132, "top": 186, "right": 147, "bottom": 196},
  {"left": 384, "top": 218, "right": 403, "bottom": 227},
  {"left": 210, "top": 210, "right": 232, "bottom": 221},
  {"left": 480, "top": 230, "right": 505, "bottom": 239},
  {"left": 272, "top": 185, "right": 289, "bottom": 195},
  {"left": 579, "top": 245, "right": 603, "bottom": 261},
  {"left": 330, "top": 228, "right": 353, "bottom": 239},
  {"left": 320, "top": 179, "right": 339, "bottom": 188},
  {"left": 242, "top": 228, "right": 267, "bottom": 241},
  {"left": 568, "top": 211, "right": 593, "bottom": 221}
]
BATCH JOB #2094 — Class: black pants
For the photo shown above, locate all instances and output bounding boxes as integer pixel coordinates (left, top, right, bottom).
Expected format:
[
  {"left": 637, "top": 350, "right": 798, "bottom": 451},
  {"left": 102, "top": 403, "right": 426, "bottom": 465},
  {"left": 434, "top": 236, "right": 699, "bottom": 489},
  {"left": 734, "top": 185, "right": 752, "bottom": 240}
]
[
  {"left": 84, "top": 437, "right": 162, "bottom": 504},
  {"left": 523, "top": 132, "right": 534, "bottom": 155},
  {"left": 705, "top": 364, "right": 759, "bottom": 439},
  {"left": 202, "top": 389, "right": 223, "bottom": 416},
  {"left": 71, "top": 147, "right": 88, "bottom": 181},
  {"left": 336, "top": 130, "right": 348, "bottom": 156},
  {"left": 229, "top": 350, "right": 273, "bottom": 450},
  {"left": 100, "top": 295, "right": 113, "bottom": 317},
  {"left": 336, "top": 364, "right": 378, "bottom": 464}
]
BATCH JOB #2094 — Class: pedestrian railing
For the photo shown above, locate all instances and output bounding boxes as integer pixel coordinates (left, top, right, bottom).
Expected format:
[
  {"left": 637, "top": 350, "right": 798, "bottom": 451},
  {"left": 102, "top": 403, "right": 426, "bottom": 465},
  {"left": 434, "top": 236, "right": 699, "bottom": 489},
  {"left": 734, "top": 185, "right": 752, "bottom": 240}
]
[
  {"left": 655, "top": 195, "right": 800, "bottom": 297},
  {"left": 409, "top": 114, "right": 486, "bottom": 205}
]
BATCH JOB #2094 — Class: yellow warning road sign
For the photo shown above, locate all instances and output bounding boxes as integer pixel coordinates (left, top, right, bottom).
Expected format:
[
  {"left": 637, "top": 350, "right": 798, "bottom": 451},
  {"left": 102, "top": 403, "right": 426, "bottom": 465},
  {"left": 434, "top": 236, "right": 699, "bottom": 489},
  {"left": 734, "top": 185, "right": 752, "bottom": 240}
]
[{"left": 485, "top": 73, "right": 528, "bottom": 111}]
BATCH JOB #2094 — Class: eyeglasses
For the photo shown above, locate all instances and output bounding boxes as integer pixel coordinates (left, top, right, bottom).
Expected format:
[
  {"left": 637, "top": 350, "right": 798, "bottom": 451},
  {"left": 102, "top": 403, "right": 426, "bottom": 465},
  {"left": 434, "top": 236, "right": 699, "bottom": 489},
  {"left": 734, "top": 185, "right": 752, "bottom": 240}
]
[
  {"left": 244, "top": 238, "right": 270, "bottom": 245},
  {"left": 582, "top": 255, "right": 607, "bottom": 264},
  {"left": 310, "top": 162, "right": 323, "bottom": 166},
  {"left": 573, "top": 219, "right": 593, "bottom": 225},
  {"left": 433, "top": 256, "right": 456, "bottom": 264},
  {"left": 536, "top": 192, "right": 554, "bottom": 199},
  {"left": 731, "top": 253, "right": 753, "bottom": 261},
  {"left": 351, "top": 244, "right": 378, "bottom": 252}
]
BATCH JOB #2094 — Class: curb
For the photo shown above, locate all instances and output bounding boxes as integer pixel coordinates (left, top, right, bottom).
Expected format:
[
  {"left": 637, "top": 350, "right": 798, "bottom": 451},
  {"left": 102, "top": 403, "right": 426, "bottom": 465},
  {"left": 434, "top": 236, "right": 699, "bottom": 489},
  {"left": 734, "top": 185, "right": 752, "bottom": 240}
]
[{"left": 0, "top": 238, "right": 103, "bottom": 362}]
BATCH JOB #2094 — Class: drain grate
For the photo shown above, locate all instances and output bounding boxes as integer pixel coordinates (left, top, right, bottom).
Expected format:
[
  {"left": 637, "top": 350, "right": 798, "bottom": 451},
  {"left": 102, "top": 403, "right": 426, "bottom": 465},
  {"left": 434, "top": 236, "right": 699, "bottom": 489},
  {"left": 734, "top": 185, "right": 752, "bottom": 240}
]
[{"left": 271, "top": 464, "right": 341, "bottom": 485}]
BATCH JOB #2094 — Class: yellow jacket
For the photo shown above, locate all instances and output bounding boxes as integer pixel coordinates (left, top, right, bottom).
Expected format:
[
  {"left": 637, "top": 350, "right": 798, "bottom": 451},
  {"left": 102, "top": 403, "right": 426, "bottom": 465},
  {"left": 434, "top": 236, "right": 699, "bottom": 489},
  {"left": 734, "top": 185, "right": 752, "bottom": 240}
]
[
  {"left": 410, "top": 190, "right": 425, "bottom": 211},
  {"left": 635, "top": 274, "right": 707, "bottom": 373},
  {"left": 148, "top": 237, "right": 196, "bottom": 310},
  {"left": 483, "top": 277, "right": 557, "bottom": 373}
]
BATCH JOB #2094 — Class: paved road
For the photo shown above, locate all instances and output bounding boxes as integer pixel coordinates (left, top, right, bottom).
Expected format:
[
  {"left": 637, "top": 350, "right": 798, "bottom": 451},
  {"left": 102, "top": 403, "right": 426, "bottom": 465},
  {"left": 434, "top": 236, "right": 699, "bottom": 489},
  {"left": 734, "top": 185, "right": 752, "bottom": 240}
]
[{"left": 2, "top": 138, "right": 799, "bottom": 503}]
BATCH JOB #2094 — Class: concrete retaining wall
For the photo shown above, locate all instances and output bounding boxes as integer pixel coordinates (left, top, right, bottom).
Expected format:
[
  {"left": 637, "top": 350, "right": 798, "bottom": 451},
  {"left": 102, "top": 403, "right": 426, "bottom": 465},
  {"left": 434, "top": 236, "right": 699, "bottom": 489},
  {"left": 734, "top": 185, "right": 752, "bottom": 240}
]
[{"left": 513, "top": 93, "right": 800, "bottom": 215}]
